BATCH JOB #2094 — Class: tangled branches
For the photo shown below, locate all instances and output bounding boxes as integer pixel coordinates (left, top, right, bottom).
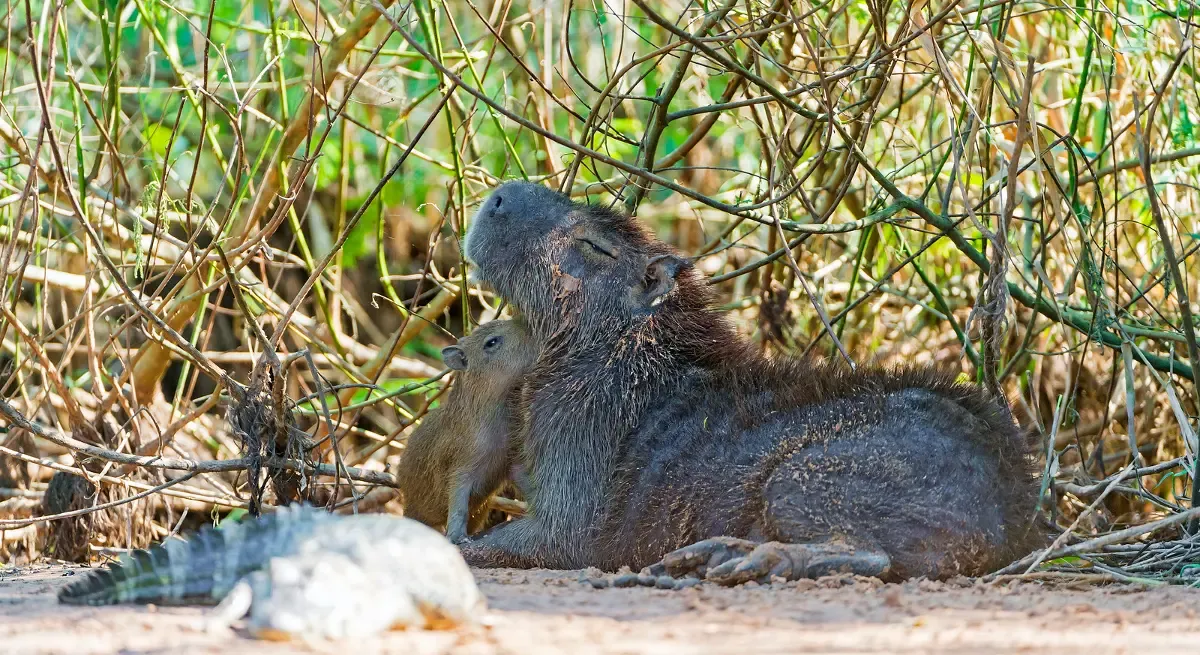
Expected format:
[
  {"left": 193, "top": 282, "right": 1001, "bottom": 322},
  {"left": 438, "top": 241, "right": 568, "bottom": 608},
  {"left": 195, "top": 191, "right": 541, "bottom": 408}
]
[{"left": 0, "top": 0, "right": 1196, "bottom": 579}]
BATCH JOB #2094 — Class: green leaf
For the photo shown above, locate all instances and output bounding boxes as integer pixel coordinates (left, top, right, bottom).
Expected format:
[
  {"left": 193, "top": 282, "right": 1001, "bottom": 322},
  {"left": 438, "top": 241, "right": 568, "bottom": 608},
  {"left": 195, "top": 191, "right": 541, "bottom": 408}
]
[
  {"left": 1091, "top": 106, "right": 1109, "bottom": 154},
  {"left": 340, "top": 211, "right": 377, "bottom": 269},
  {"left": 316, "top": 147, "right": 342, "bottom": 188},
  {"left": 217, "top": 508, "right": 248, "bottom": 527},
  {"left": 1174, "top": 101, "right": 1193, "bottom": 148},
  {"left": 141, "top": 124, "right": 173, "bottom": 160},
  {"left": 402, "top": 337, "right": 444, "bottom": 360},
  {"left": 707, "top": 74, "right": 729, "bottom": 102},
  {"left": 214, "top": 0, "right": 243, "bottom": 22}
]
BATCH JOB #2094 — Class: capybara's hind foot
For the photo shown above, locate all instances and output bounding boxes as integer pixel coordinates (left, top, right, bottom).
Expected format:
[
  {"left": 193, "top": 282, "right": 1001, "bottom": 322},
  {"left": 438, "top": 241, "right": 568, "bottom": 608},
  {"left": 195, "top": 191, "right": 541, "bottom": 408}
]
[
  {"left": 656, "top": 538, "right": 891, "bottom": 586},
  {"left": 706, "top": 541, "right": 891, "bottom": 585}
]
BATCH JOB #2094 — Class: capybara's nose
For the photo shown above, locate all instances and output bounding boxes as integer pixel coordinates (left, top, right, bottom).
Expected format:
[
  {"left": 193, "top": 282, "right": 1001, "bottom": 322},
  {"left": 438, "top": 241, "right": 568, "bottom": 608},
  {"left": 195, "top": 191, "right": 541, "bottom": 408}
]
[
  {"left": 481, "top": 181, "right": 549, "bottom": 223},
  {"left": 481, "top": 184, "right": 517, "bottom": 222},
  {"left": 441, "top": 346, "right": 468, "bottom": 371}
]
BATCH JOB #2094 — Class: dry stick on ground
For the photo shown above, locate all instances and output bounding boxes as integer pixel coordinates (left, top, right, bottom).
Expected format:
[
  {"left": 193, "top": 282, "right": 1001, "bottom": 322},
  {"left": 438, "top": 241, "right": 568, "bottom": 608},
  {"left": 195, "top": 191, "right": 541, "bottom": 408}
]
[
  {"left": 1056, "top": 456, "right": 1187, "bottom": 498},
  {"left": 988, "top": 506, "right": 1200, "bottom": 579},
  {"left": 1025, "top": 461, "right": 1136, "bottom": 574}
]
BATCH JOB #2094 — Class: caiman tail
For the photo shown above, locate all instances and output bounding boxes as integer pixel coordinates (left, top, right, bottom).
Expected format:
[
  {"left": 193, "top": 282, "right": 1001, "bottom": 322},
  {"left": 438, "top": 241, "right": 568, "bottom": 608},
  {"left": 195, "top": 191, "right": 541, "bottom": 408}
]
[{"left": 57, "top": 505, "right": 333, "bottom": 606}]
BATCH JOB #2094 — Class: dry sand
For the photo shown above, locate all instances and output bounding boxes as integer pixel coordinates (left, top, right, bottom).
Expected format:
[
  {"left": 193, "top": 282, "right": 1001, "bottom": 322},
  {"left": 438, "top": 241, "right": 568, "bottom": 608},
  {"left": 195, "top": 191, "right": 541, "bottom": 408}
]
[{"left": 2, "top": 563, "right": 1199, "bottom": 654}]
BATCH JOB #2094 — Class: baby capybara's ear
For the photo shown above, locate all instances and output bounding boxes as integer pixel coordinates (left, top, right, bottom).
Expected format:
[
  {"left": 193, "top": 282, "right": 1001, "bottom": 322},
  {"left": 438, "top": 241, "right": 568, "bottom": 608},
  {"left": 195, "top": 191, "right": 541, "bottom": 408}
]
[{"left": 442, "top": 346, "right": 468, "bottom": 371}]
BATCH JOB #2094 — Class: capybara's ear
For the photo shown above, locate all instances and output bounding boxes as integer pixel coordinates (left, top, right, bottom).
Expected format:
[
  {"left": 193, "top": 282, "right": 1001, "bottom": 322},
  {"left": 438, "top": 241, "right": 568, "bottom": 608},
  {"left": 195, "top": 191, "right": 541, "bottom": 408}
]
[
  {"left": 640, "top": 254, "right": 690, "bottom": 307},
  {"left": 442, "top": 346, "right": 468, "bottom": 371}
]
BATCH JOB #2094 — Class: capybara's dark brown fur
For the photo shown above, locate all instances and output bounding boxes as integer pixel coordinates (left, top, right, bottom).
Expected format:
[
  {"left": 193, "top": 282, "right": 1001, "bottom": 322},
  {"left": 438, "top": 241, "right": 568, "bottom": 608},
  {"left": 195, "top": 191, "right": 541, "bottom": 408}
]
[
  {"left": 459, "top": 181, "right": 1043, "bottom": 581},
  {"left": 395, "top": 318, "right": 537, "bottom": 542}
]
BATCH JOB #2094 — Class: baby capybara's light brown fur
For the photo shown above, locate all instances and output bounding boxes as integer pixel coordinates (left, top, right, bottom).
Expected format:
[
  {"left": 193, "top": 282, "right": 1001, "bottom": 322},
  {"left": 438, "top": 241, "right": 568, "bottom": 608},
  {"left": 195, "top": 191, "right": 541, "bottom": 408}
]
[{"left": 395, "top": 318, "right": 536, "bottom": 542}]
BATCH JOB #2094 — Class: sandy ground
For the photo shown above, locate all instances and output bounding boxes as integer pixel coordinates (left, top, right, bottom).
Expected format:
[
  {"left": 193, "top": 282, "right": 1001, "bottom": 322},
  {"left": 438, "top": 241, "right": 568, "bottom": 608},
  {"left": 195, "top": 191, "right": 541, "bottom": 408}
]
[{"left": 2, "top": 563, "right": 1200, "bottom": 654}]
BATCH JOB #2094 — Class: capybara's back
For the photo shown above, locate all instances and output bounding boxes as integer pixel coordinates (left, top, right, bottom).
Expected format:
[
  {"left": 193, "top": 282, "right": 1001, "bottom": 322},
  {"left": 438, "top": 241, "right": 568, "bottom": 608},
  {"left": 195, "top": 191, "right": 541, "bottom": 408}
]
[{"left": 603, "top": 361, "right": 1043, "bottom": 578}]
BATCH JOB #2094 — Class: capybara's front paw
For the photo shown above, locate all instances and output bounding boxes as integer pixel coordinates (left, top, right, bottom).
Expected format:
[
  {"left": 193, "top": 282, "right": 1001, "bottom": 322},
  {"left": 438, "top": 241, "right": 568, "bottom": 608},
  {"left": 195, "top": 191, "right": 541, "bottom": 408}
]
[{"left": 658, "top": 536, "right": 760, "bottom": 579}]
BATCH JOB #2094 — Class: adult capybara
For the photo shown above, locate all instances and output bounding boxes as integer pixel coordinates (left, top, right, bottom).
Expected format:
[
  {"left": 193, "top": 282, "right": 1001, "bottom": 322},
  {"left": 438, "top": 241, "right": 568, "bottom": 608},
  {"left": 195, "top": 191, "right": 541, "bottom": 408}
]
[{"left": 459, "top": 181, "right": 1042, "bottom": 584}]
